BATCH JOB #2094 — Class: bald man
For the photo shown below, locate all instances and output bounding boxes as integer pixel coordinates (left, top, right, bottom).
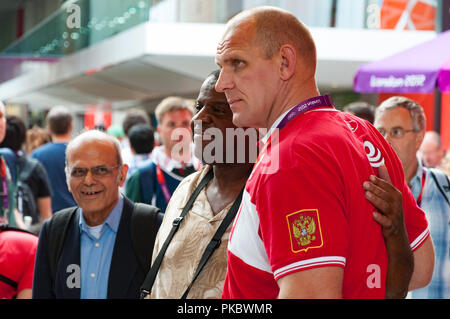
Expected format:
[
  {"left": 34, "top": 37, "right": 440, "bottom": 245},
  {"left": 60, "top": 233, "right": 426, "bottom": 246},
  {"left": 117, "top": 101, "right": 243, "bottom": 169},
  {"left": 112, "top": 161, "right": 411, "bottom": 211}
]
[
  {"left": 420, "top": 131, "right": 446, "bottom": 169},
  {"left": 33, "top": 130, "right": 161, "bottom": 299},
  {"left": 215, "top": 6, "right": 433, "bottom": 299}
]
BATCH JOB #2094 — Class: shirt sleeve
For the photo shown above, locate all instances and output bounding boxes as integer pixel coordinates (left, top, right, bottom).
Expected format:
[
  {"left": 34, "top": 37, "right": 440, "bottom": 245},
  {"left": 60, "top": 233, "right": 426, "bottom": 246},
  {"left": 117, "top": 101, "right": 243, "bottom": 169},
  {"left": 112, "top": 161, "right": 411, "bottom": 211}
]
[
  {"left": 31, "top": 162, "right": 53, "bottom": 198},
  {"left": 255, "top": 151, "right": 348, "bottom": 281}
]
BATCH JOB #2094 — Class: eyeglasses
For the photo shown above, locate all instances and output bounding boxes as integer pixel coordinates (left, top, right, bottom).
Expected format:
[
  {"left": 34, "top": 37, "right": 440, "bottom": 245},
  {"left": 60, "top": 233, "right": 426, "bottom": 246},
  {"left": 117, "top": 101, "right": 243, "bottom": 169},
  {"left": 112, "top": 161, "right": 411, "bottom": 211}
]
[
  {"left": 67, "top": 165, "right": 120, "bottom": 178},
  {"left": 377, "top": 127, "right": 416, "bottom": 139}
]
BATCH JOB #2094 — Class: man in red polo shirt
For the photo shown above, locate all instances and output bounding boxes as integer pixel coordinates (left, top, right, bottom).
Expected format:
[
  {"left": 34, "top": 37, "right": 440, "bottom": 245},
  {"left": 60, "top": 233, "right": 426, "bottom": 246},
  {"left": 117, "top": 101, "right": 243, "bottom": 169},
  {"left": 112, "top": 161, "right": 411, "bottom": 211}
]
[
  {"left": 215, "top": 6, "right": 434, "bottom": 298},
  {"left": 224, "top": 110, "right": 430, "bottom": 298}
]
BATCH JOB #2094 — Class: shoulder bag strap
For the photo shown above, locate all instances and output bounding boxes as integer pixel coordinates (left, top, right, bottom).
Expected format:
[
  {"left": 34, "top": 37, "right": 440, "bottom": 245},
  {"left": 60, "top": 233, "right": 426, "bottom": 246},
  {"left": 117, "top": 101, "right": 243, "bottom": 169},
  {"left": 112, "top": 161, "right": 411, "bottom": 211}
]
[
  {"left": 0, "top": 223, "right": 36, "bottom": 236},
  {"left": 139, "top": 168, "right": 214, "bottom": 299},
  {"left": 180, "top": 187, "right": 244, "bottom": 299},
  {"left": 131, "top": 203, "right": 163, "bottom": 271},
  {"left": 429, "top": 169, "right": 450, "bottom": 207},
  {"left": 0, "top": 274, "right": 18, "bottom": 289},
  {"left": 48, "top": 207, "right": 78, "bottom": 284}
]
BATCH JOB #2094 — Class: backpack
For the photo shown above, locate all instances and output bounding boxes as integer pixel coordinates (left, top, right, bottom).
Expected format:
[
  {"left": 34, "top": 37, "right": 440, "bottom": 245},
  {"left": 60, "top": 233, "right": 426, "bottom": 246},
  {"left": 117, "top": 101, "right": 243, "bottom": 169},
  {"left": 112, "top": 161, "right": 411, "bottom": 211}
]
[
  {"left": 0, "top": 223, "right": 37, "bottom": 295},
  {"left": 46, "top": 202, "right": 164, "bottom": 286},
  {"left": 15, "top": 156, "right": 39, "bottom": 223}
]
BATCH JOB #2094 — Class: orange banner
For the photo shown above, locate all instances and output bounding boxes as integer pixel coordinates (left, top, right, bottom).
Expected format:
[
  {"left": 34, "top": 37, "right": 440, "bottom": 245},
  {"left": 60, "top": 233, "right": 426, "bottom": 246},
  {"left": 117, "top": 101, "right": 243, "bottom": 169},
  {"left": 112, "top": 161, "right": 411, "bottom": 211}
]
[
  {"left": 84, "top": 104, "right": 112, "bottom": 130},
  {"left": 380, "top": 0, "right": 436, "bottom": 30}
]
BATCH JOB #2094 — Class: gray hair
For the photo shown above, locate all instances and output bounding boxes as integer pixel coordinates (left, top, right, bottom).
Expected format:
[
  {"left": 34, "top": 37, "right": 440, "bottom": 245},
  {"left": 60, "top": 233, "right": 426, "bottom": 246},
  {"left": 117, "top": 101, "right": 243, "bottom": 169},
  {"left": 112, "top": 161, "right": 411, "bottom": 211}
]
[{"left": 376, "top": 96, "right": 426, "bottom": 132}]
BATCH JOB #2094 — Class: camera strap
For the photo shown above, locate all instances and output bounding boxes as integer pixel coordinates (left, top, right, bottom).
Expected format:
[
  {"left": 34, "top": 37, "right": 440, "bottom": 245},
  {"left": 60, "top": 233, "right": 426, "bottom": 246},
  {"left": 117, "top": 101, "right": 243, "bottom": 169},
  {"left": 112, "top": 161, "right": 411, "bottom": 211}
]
[
  {"left": 180, "top": 187, "right": 243, "bottom": 299},
  {"left": 140, "top": 168, "right": 214, "bottom": 299}
]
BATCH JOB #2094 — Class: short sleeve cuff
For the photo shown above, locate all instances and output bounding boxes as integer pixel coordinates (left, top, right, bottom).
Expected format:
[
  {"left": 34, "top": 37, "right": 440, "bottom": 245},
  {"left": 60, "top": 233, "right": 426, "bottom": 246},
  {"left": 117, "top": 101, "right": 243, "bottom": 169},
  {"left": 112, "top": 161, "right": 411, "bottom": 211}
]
[
  {"left": 410, "top": 228, "right": 430, "bottom": 252},
  {"left": 273, "top": 256, "right": 346, "bottom": 281}
]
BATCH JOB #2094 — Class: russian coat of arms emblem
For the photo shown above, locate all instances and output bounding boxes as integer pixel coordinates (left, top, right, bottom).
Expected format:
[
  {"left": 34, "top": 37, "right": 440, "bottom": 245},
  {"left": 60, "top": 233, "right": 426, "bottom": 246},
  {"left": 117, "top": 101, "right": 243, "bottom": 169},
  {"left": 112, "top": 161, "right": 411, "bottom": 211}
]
[{"left": 286, "top": 209, "right": 323, "bottom": 253}]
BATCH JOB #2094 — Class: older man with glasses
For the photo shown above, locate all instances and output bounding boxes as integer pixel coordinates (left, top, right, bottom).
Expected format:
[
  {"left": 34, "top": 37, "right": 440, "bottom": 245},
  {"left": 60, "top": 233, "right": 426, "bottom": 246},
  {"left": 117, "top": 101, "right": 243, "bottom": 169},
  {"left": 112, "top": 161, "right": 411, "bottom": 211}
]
[
  {"left": 375, "top": 96, "right": 449, "bottom": 299},
  {"left": 32, "top": 130, "right": 162, "bottom": 299}
]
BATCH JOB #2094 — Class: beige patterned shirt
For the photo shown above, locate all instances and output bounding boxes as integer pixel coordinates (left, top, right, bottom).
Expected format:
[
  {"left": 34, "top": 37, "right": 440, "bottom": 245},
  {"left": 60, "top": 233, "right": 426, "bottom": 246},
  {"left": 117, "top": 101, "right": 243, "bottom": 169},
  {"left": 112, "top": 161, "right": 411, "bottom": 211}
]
[{"left": 149, "top": 165, "right": 233, "bottom": 299}]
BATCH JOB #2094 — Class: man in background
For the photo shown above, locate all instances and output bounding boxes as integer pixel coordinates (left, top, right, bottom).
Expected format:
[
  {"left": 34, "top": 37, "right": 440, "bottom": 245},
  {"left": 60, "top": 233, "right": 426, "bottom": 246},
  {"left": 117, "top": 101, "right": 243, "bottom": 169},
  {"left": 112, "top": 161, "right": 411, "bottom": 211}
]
[
  {"left": 120, "top": 108, "right": 151, "bottom": 168},
  {"left": 420, "top": 131, "right": 446, "bottom": 169},
  {"left": 214, "top": 6, "right": 433, "bottom": 299},
  {"left": 125, "top": 124, "right": 155, "bottom": 183},
  {"left": 33, "top": 130, "right": 161, "bottom": 299},
  {"left": 343, "top": 101, "right": 376, "bottom": 124},
  {"left": 375, "top": 96, "right": 449, "bottom": 299},
  {"left": 126, "top": 97, "right": 201, "bottom": 213},
  {"left": 31, "top": 106, "right": 76, "bottom": 212}
]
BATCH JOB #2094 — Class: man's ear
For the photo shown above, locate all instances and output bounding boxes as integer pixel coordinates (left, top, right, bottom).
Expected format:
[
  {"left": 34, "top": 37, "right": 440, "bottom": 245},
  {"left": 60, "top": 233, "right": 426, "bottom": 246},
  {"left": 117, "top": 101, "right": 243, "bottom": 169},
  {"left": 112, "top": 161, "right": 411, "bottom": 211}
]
[
  {"left": 66, "top": 171, "right": 72, "bottom": 193},
  {"left": 118, "top": 164, "right": 129, "bottom": 186},
  {"left": 415, "top": 130, "right": 426, "bottom": 151},
  {"left": 279, "top": 44, "right": 297, "bottom": 81}
]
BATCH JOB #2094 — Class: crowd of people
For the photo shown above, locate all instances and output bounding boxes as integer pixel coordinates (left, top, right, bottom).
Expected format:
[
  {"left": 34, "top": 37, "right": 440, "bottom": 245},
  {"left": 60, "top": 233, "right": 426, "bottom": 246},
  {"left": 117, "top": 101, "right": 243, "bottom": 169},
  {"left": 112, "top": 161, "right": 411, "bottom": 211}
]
[{"left": 0, "top": 6, "right": 448, "bottom": 300}]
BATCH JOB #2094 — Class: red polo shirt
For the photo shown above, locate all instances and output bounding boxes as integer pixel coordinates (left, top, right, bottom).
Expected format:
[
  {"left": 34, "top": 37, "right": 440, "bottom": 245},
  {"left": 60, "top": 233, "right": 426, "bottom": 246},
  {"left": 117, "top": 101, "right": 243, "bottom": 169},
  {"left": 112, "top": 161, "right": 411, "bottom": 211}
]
[{"left": 223, "top": 107, "right": 429, "bottom": 299}]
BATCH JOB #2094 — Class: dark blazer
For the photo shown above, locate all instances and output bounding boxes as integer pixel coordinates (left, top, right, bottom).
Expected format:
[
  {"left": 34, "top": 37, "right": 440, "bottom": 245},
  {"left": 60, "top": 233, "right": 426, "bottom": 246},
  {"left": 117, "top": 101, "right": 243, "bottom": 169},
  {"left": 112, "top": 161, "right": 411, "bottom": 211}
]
[{"left": 32, "top": 197, "right": 146, "bottom": 299}]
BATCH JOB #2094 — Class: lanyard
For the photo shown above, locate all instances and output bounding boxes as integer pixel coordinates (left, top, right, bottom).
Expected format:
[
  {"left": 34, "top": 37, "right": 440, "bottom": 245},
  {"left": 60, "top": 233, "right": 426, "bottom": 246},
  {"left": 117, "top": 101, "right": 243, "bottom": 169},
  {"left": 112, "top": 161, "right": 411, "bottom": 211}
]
[
  {"left": 277, "top": 94, "right": 334, "bottom": 130},
  {"left": 0, "top": 159, "right": 8, "bottom": 210},
  {"left": 416, "top": 169, "right": 427, "bottom": 208},
  {"left": 255, "top": 95, "right": 334, "bottom": 166},
  {"left": 156, "top": 164, "right": 172, "bottom": 204}
]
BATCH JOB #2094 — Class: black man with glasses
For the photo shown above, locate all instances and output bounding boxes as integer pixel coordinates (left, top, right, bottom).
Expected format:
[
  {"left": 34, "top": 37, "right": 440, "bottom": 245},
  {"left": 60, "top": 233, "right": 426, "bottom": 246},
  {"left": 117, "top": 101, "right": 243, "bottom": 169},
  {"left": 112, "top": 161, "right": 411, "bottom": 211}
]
[{"left": 32, "top": 130, "right": 162, "bottom": 299}]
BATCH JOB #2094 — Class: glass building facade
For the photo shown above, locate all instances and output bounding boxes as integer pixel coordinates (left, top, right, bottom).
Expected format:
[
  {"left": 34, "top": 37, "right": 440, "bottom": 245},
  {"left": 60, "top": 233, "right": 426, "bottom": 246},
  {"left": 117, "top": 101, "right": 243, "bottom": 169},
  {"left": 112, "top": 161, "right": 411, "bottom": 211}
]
[{"left": 0, "top": 0, "right": 441, "bottom": 57}]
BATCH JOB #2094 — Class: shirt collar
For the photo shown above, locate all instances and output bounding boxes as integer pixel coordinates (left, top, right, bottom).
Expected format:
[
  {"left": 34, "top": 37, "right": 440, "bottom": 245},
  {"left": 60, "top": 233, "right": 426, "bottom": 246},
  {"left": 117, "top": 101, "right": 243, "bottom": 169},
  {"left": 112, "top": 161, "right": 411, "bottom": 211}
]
[
  {"left": 261, "top": 108, "right": 292, "bottom": 145},
  {"left": 409, "top": 156, "right": 424, "bottom": 192},
  {"left": 79, "top": 194, "right": 124, "bottom": 234},
  {"left": 151, "top": 145, "right": 200, "bottom": 171},
  {"left": 132, "top": 153, "right": 150, "bottom": 162}
]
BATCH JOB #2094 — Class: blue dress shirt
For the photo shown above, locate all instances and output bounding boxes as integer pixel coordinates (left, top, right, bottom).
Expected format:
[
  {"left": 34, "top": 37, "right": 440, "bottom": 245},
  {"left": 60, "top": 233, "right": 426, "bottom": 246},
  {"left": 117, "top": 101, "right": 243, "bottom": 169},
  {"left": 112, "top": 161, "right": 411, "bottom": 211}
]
[
  {"left": 79, "top": 195, "right": 124, "bottom": 299},
  {"left": 410, "top": 160, "right": 450, "bottom": 299}
]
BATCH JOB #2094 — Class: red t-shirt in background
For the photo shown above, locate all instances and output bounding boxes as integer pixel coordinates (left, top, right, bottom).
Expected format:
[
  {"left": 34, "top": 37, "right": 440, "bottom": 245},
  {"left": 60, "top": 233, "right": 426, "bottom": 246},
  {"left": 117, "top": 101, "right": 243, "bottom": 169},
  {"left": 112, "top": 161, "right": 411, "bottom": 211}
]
[{"left": 0, "top": 230, "right": 38, "bottom": 299}]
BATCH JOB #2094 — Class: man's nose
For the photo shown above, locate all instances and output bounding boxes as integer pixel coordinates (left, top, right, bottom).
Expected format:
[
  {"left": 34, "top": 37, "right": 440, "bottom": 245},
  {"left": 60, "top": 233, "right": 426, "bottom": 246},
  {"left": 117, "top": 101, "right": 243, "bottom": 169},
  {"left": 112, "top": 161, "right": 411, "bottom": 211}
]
[
  {"left": 215, "top": 69, "right": 233, "bottom": 93},
  {"left": 83, "top": 169, "right": 96, "bottom": 185},
  {"left": 191, "top": 117, "right": 208, "bottom": 137},
  {"left": 384, "top": 133, "right": 393, "bottom": 145},
  {"left": 194, "top": 107, "right": 211, "bottom": 124}
]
